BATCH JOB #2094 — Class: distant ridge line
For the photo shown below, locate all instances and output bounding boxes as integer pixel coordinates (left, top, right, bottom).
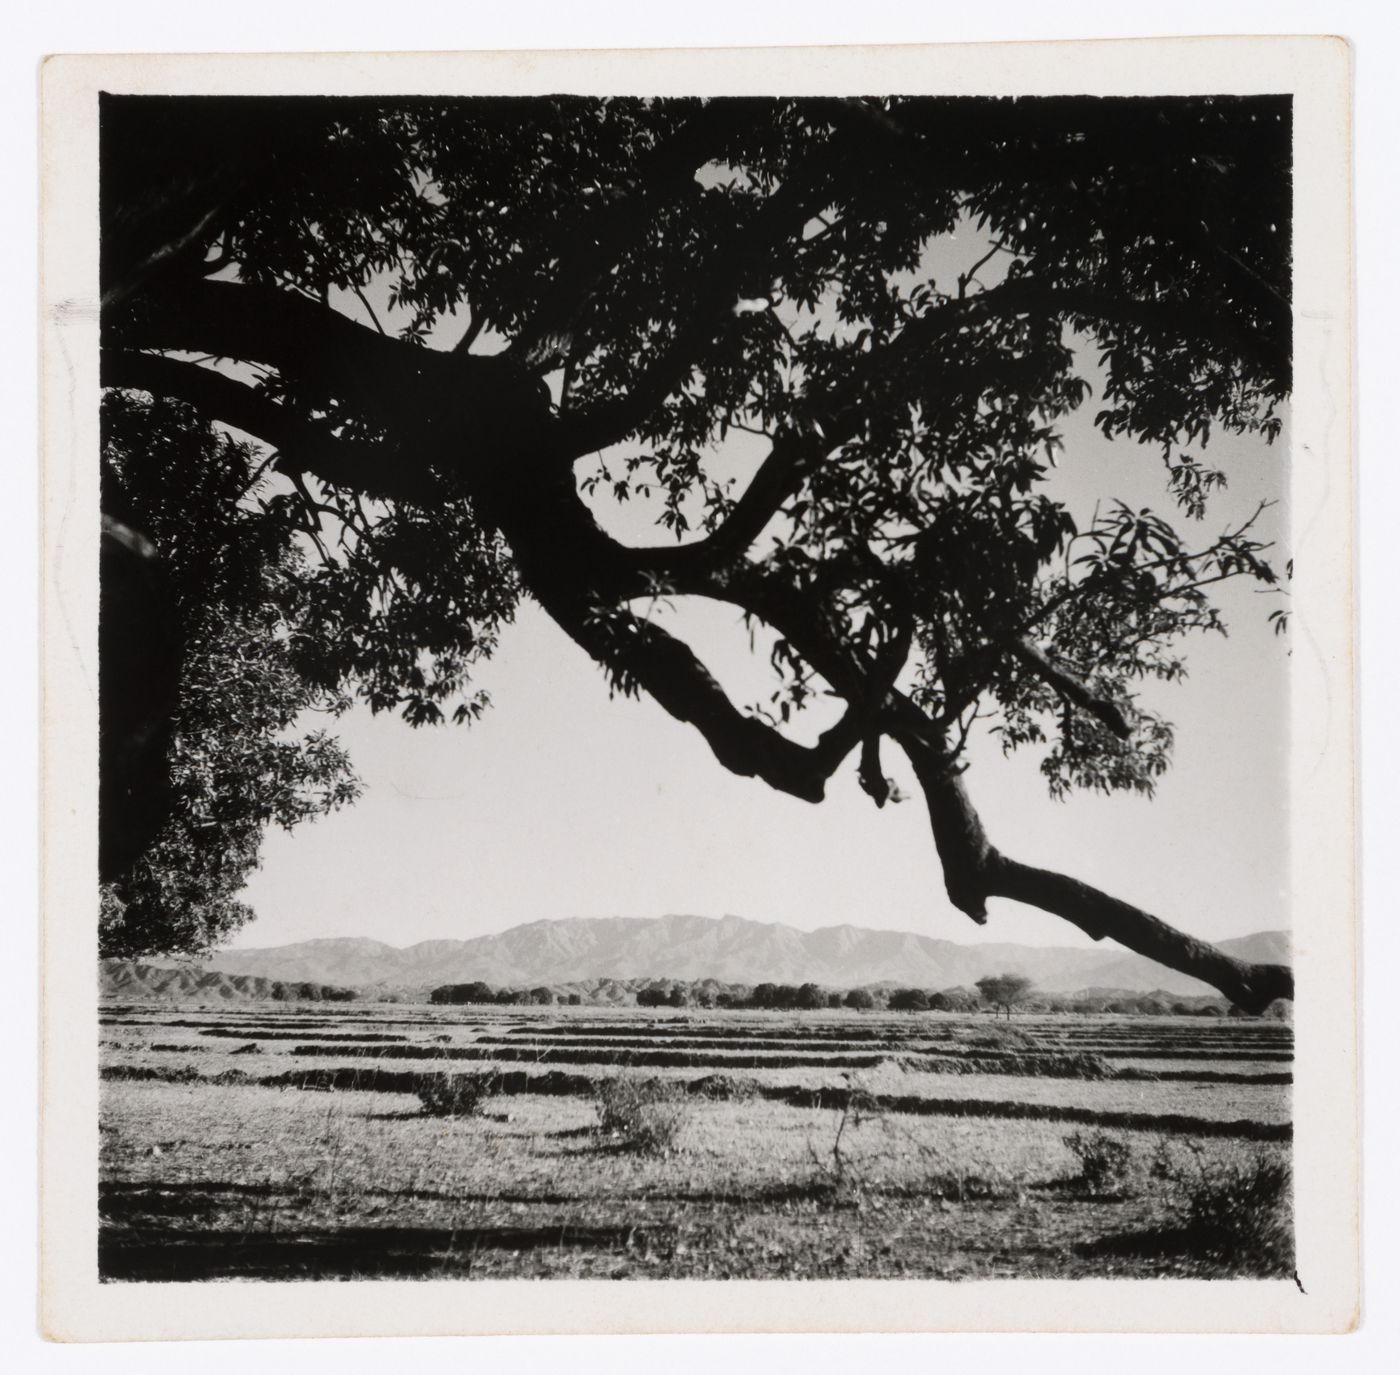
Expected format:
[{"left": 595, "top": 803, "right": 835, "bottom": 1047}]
[{"left": 142, "top": 914, "right": 1287, "bottom": 998}]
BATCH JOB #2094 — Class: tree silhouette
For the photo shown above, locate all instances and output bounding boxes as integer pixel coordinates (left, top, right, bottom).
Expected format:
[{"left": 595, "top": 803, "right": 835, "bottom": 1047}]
[
  {"left": 99, "top": 94, "right": 1293, "bottom": 1007},
  {"left": 99, "top": 391, "right": 360, "bottom": 956},
  {"left": 889, "top": 988, "right": 933, "bottom": 1012},
  {"left": 975, "top": 973, "right": 1035, "bottom": 1019}
]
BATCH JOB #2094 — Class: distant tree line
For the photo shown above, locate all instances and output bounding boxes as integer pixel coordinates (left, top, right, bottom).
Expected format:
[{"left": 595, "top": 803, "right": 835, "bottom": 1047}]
[
  {"left": 426, "top": 976, "right": 1244, "bottom": 1016},
  {"left": 270, "top": 982, "right": 357, "bottom": 1002},
  {"left": 430, "top": 982, "right": 582, "bottom": 1007}
]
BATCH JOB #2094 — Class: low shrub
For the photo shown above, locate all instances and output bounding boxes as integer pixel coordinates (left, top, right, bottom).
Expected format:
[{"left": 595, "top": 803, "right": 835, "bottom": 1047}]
[
  {"left": 595, "top": 1076, "right": 689, "bottom": 1153},
  {"left": 1155, "top": 1142, "right": 1293, "bottom": 1274},
  {"left": 1185, "top": 1157, "right": 1293, "bottom": 1271},
  {"left": 416, "top": 1071, "right": 495, "bottom": 1118},
  {"left": 207, "top": 1068, "right": 252, "bottom": 1086},
  {"left": 102, "top": 1063, "right": 204, "bottom": 1084},
  {"left": 1064, "top": 1129, "right": 1135, "bottom": 1193},
  {"left": 687, "top": 1073, "right": 760, "bottom": 1101}
]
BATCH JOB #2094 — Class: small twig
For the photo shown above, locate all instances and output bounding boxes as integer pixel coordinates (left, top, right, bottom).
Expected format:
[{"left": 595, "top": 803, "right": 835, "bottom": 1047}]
[
  {"left": 351, "top": 284, "right": 386, "bottom": 336},
  {"left": 957, "top": 241, "right": 1007, "bottom": 299}
]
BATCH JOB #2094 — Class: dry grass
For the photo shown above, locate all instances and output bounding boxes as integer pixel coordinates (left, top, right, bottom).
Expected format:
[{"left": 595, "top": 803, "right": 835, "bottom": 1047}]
[{"left": 96, "top": 1001, "right": 1293, "bottom": 1281}]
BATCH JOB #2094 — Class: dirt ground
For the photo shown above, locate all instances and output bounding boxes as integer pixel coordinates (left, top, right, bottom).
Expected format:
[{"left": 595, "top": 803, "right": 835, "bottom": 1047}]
[{"left": 99, "top": 1072, "right": 1291, "bottom": 1281}]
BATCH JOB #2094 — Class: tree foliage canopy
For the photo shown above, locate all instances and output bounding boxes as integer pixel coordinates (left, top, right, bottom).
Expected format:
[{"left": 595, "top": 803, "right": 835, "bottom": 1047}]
[
  {"left": 976, "top": 973, "right": 1036, "bottom": 1016},
  {"left": 99, "top": 392, "right": 360, "bottom": 956},
  {"left": 99, "top": 93, "right": 1293, "bottom": 1006}
]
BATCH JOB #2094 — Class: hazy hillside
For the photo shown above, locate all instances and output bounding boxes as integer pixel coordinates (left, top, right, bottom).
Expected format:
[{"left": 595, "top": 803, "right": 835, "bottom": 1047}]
[
  {"left": 101, "top": 959, "right": 356, "bottom": 1003},
  {"left": 190, "top": 914, "right": 1288, "bottom": 997}
]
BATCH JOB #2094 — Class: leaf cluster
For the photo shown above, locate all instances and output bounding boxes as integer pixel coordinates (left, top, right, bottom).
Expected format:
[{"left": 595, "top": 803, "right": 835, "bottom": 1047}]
[{"left": 100, "top": 393, "right": 362, "bottom": 957}]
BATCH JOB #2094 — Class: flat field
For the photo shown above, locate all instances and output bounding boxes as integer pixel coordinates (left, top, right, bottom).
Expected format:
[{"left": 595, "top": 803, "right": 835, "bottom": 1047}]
[{"left": 98, "top": 1002, "right": 1293, "bottom": 1281}]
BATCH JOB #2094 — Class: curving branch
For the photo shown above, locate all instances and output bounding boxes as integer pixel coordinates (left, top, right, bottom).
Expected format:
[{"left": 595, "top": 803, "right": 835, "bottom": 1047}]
[
  {"left": 989, "top": 857, "right": 1292, "bottom": 1012},
  {"left": 621, "top": 422, "right": 833, "bottom": 579},
  {"left": 108, "top": 279, "right": 446, "bottom": 424},
  {"left": 886, "top": 693, "right": 1292, "bottom": 1012},
  {"left": 101, "top": 350, "right": 436, "bottom": 504},
  {"left": 540, "top": 595, "right": 865, "bottom": 804}
]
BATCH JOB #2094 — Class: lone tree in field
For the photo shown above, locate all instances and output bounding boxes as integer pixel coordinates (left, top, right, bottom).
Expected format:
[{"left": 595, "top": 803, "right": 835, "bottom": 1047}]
[
  {"left": 99, "top": 94, "right": 1293, "bottom": 1008},
  {"left": 976, "top": 973, "right": 1035, "bottom": 1020}
]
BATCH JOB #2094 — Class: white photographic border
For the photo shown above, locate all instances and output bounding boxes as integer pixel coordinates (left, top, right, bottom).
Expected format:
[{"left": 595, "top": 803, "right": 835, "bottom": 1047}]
[{"left": 39, "top": 37, "right": 1357, "bottom": 1340}]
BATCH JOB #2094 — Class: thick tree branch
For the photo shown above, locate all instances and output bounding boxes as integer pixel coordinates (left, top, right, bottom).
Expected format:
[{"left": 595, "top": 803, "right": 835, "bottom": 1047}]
[
  {"left": 101, "top": 198, "right": 230, "bottom": 312},
  {"left": 621, "top": 423, "right": 833, "bottom": 578},
  {"left": 887, "top": 691, "right": 1292, "bottom": 1010},
  {"left": 542, "top": 598, "right": 864, "bottom": 803},
  {"left": 891, "top": 709, "right": 998, "bottom": 923},
  {"left": 498, "top": 429, "right": 1290, "bottom": 1012},
  {"left": 108, "top": 279, "right": 447, "bottom": 423},
  {"left": 988, "top": 857, "right": 1293, "bottom": 1013},
  {"left": 101, "top": 350, "right": 437, "bottom": 504}
]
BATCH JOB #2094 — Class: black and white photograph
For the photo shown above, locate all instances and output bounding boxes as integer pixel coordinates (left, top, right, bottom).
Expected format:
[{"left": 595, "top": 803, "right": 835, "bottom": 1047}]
[{"left": 38, "top": 39, "right": 1357, "bottom": 1339}]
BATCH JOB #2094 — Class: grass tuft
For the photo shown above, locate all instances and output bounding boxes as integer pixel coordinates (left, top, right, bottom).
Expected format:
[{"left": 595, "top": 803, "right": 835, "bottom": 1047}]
[
  {"left": 1153, "top": 1141, "right": 1294, "bottom": 1273},
  {"left": 595, "top": 1076, "right": 689, "bottom": 1153},
  {"left": 1063, "top": 1129, "right": 1135, "bottom": 1194},
  {"left": 415, "top": 1071, "right": 495, "bottom": 1118}
]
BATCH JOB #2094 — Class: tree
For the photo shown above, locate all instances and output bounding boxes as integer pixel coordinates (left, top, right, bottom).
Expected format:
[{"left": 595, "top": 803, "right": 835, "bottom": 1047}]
[
  {"left": 749, "top": 983, "right": 782, "bottom": 1009},
  {"left": 795, "top": 982, "right": 826, "bottom": 1010},
  {"left": 98, "top": 392, "right": 360, "bottom": 957},
  {"left": 99, "top": 94, "right": 1293, "bottom": 1007},
  {"left": 930, "top": 986, "right": 980, "bottom": 1013},
  {"left": 889, "top": 988, "right": 932, "bottom": 1012},
  {"left": 844, "top": 988, "right": 875, "bottom": 1011},
  {"left": 976, "top": 974, "right": 1035, "bottom": 1018},
  {"left": 430, "top": 981, "right": 497, "bottom": 1005}
]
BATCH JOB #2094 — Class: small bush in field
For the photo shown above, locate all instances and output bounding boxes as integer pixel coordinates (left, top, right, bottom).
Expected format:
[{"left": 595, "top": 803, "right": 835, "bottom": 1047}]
[
  {"left": 416, "top": 1071, "right": 494, "bottom": 1118},
  {"left": 595, "top": 1076, "right": 689, "bottom": 1153},
  {"left": 687, "top": 1073, "right": 760, "bottom": 1101},
  {"left": 1183, "top": 1157, "right": 1292, "bottom": 1272},
  {"left": 1155, "top": 1143, "right": 1293, "bottom": 1274},
  {"left": 1064, "top": 1130, "right": 1134, "bottom": 1193}
]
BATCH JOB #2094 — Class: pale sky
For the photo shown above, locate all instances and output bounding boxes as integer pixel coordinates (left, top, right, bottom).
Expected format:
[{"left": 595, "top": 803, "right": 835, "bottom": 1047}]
[
  {"left": 233, "top": 379, "right": 1288, "bottom": 954},
  {"left": 232, "top": 205, "right": 1290, "bottom": 954}
]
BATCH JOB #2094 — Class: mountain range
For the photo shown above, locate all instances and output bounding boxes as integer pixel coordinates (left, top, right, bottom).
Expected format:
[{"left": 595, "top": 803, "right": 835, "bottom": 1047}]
[{"left": 185, "top": 914, "right": 1288, "bottom": 997}]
